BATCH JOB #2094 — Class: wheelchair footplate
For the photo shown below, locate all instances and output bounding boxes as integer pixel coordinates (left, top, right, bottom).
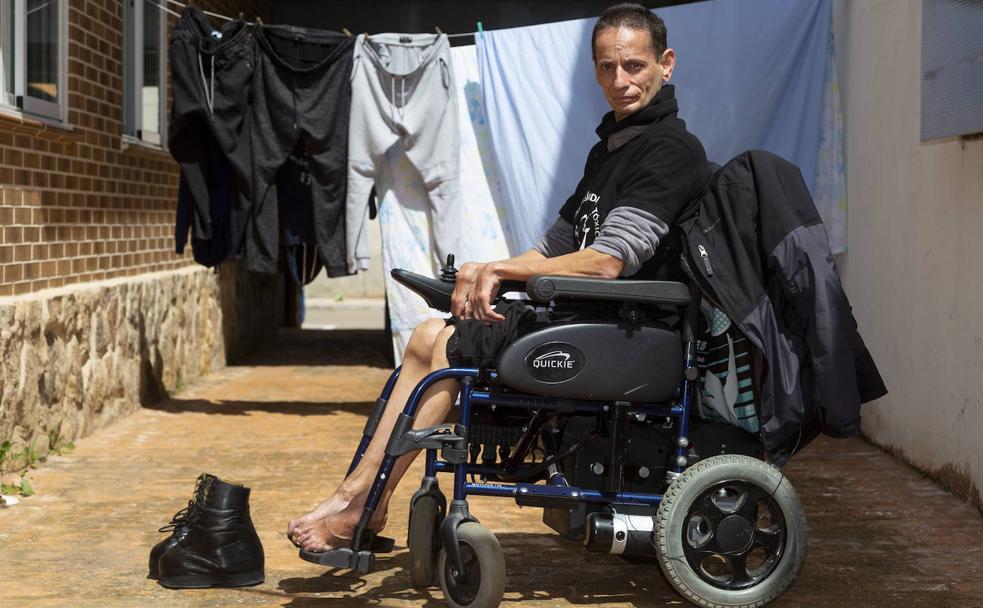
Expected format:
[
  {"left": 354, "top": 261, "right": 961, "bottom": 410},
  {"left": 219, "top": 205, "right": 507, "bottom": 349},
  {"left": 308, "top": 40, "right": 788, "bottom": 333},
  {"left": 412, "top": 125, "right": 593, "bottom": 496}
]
[{"left": 297, "top": 529, "right": 395, "bottom": 573}]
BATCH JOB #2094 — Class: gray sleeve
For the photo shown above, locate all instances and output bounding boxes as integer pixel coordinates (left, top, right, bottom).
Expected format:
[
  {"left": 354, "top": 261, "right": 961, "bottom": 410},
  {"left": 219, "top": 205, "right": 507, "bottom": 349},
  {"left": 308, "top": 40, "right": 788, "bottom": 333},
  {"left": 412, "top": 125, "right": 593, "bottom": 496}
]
[
  {"left": 532, "top": 216, "right": 577, "bottom": 258},
  {"left": 589, "top": 207, "right": 670, "bottom": 277}
]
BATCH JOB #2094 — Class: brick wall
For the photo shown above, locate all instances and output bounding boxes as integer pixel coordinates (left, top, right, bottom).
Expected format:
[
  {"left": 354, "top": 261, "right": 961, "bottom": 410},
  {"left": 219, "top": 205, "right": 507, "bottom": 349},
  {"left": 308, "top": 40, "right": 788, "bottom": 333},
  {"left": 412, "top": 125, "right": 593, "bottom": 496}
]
[
  {"left": 0, "top": 0, "right": 279, "bottom": 462},
  {"left": 0, "top": 0, "right": 272, "bottom": 297}
]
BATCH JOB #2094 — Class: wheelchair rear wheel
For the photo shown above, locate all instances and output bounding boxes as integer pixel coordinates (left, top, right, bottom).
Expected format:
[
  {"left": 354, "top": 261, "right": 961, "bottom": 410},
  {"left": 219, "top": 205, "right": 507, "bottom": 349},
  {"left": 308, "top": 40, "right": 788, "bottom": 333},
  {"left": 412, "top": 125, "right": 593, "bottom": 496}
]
[
  {"left": 437, "top": 521, "right": 506, "bottom": 608},
  {"left": 654, "top": 454, "right": 806, "bottom": 607},
  {"left": 408, "top": 494, "right": 441, "bottom": 588}
]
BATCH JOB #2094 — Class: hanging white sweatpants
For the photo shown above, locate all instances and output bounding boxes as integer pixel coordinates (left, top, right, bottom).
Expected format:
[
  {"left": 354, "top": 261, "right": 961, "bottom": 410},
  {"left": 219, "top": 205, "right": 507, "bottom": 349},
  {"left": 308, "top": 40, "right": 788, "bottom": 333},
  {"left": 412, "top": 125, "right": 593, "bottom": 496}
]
[
  {"left": 375, "top": 44, "right": 511, "bottom": 364},
  {"left": 346, "top": 33, "right": 461, "bottom": 274}
]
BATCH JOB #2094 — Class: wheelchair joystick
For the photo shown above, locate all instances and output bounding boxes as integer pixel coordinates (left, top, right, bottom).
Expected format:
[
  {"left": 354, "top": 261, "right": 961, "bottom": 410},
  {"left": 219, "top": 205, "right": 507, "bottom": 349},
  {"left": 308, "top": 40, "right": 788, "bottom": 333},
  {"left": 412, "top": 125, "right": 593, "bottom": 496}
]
[{"left": 440, "top": 254, "right": 458, "bottom": 283}]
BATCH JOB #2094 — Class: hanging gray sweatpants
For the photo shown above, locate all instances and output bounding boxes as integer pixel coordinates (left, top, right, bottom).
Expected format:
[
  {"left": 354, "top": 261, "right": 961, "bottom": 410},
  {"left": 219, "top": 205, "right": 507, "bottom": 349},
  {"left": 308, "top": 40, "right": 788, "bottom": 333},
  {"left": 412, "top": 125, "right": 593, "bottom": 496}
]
[{"left": 346, "top": 33, "right": 461, "bottom": 273}]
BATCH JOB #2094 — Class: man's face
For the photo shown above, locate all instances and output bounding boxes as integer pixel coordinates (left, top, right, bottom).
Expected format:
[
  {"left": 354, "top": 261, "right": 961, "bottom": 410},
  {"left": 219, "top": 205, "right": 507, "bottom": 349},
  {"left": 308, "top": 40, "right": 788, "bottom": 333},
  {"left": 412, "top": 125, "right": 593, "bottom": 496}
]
[{"left": 594, "top": 26, "right": 675, "bottom": 121}]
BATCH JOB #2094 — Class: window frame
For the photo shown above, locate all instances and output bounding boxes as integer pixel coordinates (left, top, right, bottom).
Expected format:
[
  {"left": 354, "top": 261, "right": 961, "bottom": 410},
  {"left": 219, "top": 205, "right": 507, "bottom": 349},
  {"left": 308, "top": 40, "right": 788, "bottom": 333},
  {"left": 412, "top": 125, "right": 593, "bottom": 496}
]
[
  {"left": 921, "top": 0, "right": 983, "bottom": 141},
  {"left": 123, "top": 0, "right": 168, "bottom": 147},
  {"left": 0, "top": 0, "right": 14, "bottom": 107},
  {"left": 0, "top": 0, "right": 68, "bottom": 123}
]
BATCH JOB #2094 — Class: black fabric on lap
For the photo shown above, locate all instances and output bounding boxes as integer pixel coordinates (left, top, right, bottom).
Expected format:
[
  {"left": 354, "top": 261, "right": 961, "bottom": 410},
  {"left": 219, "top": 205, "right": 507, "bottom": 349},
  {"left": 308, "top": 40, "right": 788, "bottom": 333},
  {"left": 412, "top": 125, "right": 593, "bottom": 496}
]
[{"left": 445, "top": 301, "right": 538, "bottom": 371}]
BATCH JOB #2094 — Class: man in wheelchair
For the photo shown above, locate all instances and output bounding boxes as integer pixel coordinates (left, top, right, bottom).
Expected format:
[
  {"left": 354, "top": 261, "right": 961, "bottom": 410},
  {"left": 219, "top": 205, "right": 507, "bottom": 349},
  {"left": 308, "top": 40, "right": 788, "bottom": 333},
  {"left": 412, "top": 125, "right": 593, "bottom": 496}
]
[
  {"left": 289, "top": 2, "right": 708, "bottom": 555},
  {"left": 284, "top": 3, "right": 885, "bottom": 607}
]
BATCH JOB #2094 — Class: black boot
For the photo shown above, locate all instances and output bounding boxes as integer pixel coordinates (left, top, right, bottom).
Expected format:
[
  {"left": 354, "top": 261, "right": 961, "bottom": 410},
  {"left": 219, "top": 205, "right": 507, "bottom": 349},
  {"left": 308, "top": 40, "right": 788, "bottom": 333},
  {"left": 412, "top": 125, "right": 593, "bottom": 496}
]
[
  {"left": 149, "top": 473, "right": 214, "bottom": 579},
  {"left": 157, "top": 476, "right": 265, "bottom": 588}
]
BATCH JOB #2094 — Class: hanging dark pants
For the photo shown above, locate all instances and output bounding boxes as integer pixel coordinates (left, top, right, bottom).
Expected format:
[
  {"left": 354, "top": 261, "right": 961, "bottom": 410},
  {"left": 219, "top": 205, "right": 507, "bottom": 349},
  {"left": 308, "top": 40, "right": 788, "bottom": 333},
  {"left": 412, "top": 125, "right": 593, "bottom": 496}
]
[
  {"left": 239, "top": 25, "right": 355, "bottom": 275},
  {"left": 174, "top": 136, "right": 235, "bottom": 267},
  {"left": 276, "top": 146, "right": 325, "bottom": 284},
  {"left": 169, "top": 7, "right": 255, "bottom": 264}
]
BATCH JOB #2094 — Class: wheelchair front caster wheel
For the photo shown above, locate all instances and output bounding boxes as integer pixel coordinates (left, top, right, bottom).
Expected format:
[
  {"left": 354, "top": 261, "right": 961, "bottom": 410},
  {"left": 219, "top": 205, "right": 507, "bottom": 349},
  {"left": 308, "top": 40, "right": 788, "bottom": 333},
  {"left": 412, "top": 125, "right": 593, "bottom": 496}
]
[
  {"left": 408, "top": 494, "right": 442, "bottom": 588},
  {"left": 437, "top": 521, "right": 506, "bottom": 608},
  {"left": 654, "top": 454, "right": 807, "bottom": 608}
]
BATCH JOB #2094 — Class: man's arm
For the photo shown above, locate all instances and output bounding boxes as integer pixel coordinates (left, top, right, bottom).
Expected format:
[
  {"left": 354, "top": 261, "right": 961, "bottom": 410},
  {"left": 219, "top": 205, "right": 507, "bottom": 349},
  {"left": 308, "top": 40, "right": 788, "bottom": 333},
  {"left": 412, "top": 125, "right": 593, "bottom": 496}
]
[
  {"left": 450, "top": 248, "right": 559, "bottom": 318},
  {"left": 469, "top": 248, "right": 624, "bottom": 321}
]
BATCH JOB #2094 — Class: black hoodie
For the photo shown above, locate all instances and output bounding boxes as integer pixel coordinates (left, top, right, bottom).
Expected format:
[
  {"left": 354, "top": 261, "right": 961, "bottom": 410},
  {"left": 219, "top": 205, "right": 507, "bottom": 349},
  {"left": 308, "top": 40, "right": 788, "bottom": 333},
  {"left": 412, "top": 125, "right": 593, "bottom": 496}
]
[{"left": 559, "top": 84, "right": 711, "bottom": 281}]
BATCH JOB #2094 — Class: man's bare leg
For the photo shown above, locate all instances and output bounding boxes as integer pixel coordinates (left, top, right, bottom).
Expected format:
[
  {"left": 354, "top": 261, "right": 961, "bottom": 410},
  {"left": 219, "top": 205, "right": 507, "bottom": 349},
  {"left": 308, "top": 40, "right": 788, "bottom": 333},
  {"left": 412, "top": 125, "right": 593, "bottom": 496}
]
[
  {"left": 289, "top": 319, "right": 460, "bottom": 551},
  {"left": 287, "top": 318, "right": 449, "bottom": 538}
]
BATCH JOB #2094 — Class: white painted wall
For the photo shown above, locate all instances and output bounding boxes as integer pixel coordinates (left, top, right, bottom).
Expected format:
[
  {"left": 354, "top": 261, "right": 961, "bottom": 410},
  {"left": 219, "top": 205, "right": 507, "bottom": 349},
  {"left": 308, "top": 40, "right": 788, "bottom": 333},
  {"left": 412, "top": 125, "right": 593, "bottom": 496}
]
[{"left": 834, "top": 0, "right": 983, "bottom": 499}]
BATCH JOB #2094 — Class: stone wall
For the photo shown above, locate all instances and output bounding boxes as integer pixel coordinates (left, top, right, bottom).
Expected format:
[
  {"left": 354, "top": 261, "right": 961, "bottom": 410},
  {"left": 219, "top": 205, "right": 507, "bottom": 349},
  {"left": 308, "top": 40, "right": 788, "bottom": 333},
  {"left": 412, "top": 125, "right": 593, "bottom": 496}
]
[{"left": 0, "top": 264, "right": 277, "bottom": 472}]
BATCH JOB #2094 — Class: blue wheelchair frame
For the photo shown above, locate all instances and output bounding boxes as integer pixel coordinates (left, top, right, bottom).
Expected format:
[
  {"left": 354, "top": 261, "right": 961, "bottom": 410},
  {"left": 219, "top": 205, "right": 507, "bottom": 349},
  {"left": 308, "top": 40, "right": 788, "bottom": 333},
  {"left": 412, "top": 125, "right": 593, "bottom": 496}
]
[{"left": 338, "top": 329, "right": 699, "bottom": 575}]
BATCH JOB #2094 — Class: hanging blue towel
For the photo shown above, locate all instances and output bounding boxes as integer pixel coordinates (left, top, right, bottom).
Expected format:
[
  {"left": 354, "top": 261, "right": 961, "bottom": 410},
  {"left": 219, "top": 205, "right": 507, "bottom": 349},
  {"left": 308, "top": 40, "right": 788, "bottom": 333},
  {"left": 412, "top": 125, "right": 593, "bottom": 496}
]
[{"left": 477, "top": 0, "right": 844, "bottom": 255}]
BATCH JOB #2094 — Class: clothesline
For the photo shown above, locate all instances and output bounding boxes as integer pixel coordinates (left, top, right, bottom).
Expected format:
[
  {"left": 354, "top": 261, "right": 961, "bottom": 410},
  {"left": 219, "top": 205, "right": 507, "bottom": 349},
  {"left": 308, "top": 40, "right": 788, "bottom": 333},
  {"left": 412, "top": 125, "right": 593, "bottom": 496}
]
[
  {"left": 146, "top": 0, "right": 481, "bottom": 38},
  {"left": 163, "top": 0, "right": 232, "bottom": 22},
  {"left": 146, "top": 0, "right": 180, "bottom": 19}
]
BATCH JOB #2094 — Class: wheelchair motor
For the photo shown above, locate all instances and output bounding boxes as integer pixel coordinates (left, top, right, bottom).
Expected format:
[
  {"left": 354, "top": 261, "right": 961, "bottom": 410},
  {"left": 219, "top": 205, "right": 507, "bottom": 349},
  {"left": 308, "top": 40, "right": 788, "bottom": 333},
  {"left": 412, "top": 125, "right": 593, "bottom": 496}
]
[{"left": 541, "top": 411, "right": 765, "bottom": 557}]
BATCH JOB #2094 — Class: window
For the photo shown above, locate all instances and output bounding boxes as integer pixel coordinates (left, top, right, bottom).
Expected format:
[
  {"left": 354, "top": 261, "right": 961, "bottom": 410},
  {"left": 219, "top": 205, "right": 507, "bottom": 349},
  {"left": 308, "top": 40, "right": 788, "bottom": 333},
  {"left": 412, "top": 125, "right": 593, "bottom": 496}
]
[
  {"left": 1, "top": 1, "right": 14, "bottom": 106},
  {"left": 922, "top": 0, "right": 983, "bottom": 140},
  {"left": 124, "top": 0, "right": 167, "bottom": 146},
  {"left": 0, "top": 0, "right": 67, "bottom": 121}
]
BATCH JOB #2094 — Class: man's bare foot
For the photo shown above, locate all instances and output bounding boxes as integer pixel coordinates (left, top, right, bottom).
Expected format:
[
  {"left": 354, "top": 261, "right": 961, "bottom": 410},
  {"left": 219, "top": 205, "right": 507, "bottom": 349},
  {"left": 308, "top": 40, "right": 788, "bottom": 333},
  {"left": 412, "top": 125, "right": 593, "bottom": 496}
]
[
  {"left": 287, "top": 492, "right": 352, "bottom": 543},
  {"left": 295, "top": 501, "right": 389, "bottom": 553}
]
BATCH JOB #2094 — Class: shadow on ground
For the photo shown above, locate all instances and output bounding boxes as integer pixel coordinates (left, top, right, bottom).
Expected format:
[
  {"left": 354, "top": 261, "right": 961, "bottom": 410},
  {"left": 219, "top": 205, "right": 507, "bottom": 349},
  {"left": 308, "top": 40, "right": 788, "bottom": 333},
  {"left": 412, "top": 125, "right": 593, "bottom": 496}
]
[
  {"left": 275, "top": 533, "right": 676, "bottom": 607},
  {"left": 144, "top": 399, "right": 377, "bottom": 417},
  {"left": 233, "top": 328, "right": 391, "bottom": 368}
]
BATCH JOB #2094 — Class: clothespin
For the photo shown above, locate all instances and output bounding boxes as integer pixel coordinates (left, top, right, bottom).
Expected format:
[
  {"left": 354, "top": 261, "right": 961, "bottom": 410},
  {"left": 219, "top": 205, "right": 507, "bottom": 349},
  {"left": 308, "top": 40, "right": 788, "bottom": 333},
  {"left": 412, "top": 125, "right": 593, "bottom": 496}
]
[
  {"left": 238, "top": 12, "right": 244, "bottom": 20},
  {"left": 342, "top": 27, "right": 353, "bottom": 37},
  {"left": 256, "top": 16, "right": 264, "bottom": 27},
  {"left": 435, "top": 26, "right": 442, "bottom": 35},
  {"left": 477, "top": 21, "right": 484, "bottom": 38}
]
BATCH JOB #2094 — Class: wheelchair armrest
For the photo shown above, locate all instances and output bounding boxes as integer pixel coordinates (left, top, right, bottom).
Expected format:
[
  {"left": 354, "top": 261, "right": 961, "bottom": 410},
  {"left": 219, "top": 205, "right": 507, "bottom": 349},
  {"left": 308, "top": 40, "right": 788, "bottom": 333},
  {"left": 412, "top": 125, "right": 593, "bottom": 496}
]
[
  {"left": 391, "top": 268, "right": 528, "bottom": 313},
  {"left": 391, "top": 269, "right": 454, "bottom": 312},
  {"left": 526, "top": 275, "right": 690, "bottom": 307}
]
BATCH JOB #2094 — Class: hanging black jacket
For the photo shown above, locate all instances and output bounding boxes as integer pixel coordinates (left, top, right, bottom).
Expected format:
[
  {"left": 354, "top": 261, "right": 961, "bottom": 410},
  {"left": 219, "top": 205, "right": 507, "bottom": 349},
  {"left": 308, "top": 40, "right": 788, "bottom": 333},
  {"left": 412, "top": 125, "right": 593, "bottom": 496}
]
[{"left": 678, "top": 150, "right": 887, "bottom": 465}]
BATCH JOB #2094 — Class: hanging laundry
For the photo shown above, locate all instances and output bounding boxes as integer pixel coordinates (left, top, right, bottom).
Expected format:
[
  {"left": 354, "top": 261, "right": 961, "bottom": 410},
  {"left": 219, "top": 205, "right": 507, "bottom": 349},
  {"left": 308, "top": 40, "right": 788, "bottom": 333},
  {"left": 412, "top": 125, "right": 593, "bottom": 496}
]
[
  {"left": 374, "top": 44, "right": 511, "bottom": 364},
  {"left": 477, "top": 18, "right": 603, "bottom": 255},
  {"left": 375, "top": 145, "right": 445, "bottom": 362},
  {"left": 814, "top": 26, "right": 848, "bottom": 254},
  {"left": 477, "top": 0, "right": 844, "bottom": 253},
  {"left": 276, "top": 146, "right": 324, "bottom": 285},
  {"left": 346, "top": 33, "right": 461, "bottom": 274},
  {"left": 174, "top": 137, "right": 235, "bottom": 267},
  {"left": 239, "top": 24, "right": 355, "bottom": 276},
  {"left": 451, "top": 45, "right": 511, "bottom": 264},
  {"left": 169, "top": 7, "right": 256, "bottom": 264}
]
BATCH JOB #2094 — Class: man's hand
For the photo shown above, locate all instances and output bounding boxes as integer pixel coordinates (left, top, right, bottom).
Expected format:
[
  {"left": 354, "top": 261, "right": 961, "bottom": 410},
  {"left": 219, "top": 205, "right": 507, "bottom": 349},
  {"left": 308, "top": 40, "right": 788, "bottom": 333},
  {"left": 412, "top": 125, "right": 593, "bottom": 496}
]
[
  {"left": 451, "top": 262, "right": 484, "bottom": 318},
  {"left": 447, "top": 247, "right": 621, "bottom": 322},
  {"left": 472, "top": 264, "right": 505, "bottom": 323}
]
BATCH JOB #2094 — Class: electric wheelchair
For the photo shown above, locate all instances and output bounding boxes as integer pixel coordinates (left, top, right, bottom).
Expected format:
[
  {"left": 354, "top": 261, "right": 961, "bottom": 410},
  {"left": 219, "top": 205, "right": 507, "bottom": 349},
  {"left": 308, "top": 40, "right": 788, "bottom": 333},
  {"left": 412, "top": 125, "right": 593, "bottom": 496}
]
[{"left": 301, "top": 256, "right": 807, "bottom": 608}]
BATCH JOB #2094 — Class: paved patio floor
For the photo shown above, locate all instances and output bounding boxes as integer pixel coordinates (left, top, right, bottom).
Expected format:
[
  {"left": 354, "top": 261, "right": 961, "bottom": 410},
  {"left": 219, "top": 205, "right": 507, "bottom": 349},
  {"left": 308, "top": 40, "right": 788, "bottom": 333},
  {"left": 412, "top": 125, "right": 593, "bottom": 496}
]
[{"left": 1, "top": 328, "right": 981, "bottom": 607}]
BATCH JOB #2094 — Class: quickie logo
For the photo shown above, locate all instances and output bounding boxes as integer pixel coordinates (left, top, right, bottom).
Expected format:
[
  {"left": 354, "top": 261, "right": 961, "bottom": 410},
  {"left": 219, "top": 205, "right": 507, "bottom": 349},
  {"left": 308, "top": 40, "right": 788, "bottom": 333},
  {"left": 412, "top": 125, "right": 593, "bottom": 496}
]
[
  {"left": 524, "top": 342, "right": 585, "bottom": 383},
  {"left": 532, "top": 350, "right": 575, "bottom": 369}
]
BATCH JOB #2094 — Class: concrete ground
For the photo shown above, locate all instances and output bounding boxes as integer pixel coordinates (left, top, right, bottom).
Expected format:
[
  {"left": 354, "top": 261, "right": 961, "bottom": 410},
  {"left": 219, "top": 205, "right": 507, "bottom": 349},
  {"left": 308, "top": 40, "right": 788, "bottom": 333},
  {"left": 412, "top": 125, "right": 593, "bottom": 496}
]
[
  {"left": 301, "top": 297, "right": 386, "bottom": 331},
  {"left": 1, "top": 327, "right": 982, "bottom": 607}
]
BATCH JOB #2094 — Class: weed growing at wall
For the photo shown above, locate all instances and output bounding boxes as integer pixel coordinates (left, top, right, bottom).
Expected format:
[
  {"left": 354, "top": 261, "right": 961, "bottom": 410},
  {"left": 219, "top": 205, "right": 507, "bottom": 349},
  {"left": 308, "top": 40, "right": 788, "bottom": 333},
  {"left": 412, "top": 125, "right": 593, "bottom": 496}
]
[{"left": 48, "top": 422, "right": 75, "bottom": 456}]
